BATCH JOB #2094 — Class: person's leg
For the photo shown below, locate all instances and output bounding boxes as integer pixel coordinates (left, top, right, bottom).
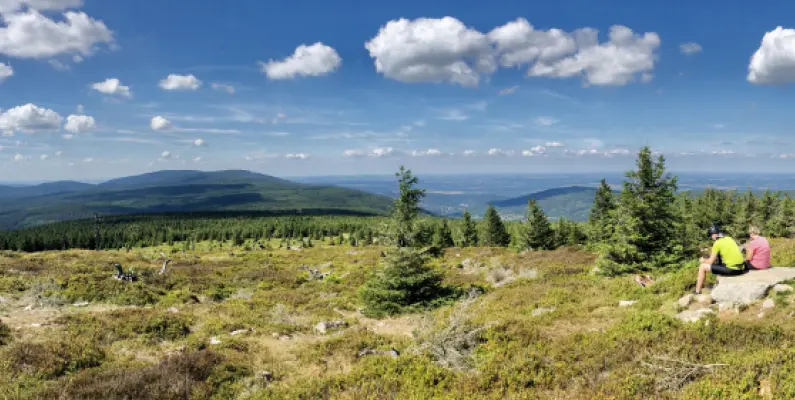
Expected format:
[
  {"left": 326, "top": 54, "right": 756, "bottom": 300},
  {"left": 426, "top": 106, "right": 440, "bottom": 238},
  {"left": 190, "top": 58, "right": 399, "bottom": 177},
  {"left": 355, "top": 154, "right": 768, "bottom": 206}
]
[{"left": 696, "top": 263, "right": 711, "bottom": 293}]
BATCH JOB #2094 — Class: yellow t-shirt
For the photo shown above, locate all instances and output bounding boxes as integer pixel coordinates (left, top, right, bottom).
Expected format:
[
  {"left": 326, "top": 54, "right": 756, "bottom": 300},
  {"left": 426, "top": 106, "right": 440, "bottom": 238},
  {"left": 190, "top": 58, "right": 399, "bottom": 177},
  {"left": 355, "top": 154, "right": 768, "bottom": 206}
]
[{"left": 712, "top": 236, "right": 744, "bottom": 269}]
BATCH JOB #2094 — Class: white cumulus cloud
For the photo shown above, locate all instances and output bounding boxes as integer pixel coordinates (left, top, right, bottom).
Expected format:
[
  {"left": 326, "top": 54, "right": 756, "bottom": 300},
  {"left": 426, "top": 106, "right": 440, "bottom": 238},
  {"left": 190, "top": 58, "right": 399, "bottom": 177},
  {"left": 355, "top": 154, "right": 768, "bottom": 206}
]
[
  {"left": 63, "top": 114, "right": 95, "bottom": 133},
  {"left": 160, "top": 151, "right": 171, "bottom": 159},
  {"left": 0, "top": 103, "right": 62, "bottom": 133},
  {"left": 150, "top": 116, "right": 172, "bottom": 131},
  {"left": 522, "top": 145, "right": 547, "bottom": 156},
  {"left": 0, "top": 62, "right": 12, "bottom": 83},
  {"left": 13, "top": 153, "right": 26, "bottom": 161},
  {"left": 261, "top": 42, "right": 341, "bottom": 80},
  {"left": 411, "top": 148, "right": 446, "bottom": 157},
  {"left": 528, "top": 25, "right": 660, "bottom": 86},
  {"left": 748, "top": 27, "right": 795, "bottom": 85},
  {"left": 365, "top": 17, "right": 495, "bottom": 87},
  {"left": 0, "top": 10, "right": 114, "bottom": 59},
  {"left": 91, "top": 78, "right": 131, "bottom": 98},
  {"left": 487, "top": 148, "right": 513, "bottom": 156},
  {"left": 545, "top": 141, "right": 564, "bottom": 147},
  {"left": 489, "top": 18, "right": 578, "bottom": 67},
  {"left": 285, "top": 153, "right": 310, "bottom": 159},
  {"left": 371, "top": 147, "right": 395, "bottom": 157},
  {"left": 193, "top": 138, "right": 205, "bottom": 147},
  {"left": 159, "top": 74, "right": 202, "bottom": 91},
  {"left": 365, "top": 17, "right": 660, "bottom": 87},
  {"left": 680, "top": 42, "right": 702, "bottom": 55},
  {"left": 39, "top": 153, "right": 48, "bottom": 160},
  {"left": 463, "top": 150, "right": 476, "bottom": 156}
]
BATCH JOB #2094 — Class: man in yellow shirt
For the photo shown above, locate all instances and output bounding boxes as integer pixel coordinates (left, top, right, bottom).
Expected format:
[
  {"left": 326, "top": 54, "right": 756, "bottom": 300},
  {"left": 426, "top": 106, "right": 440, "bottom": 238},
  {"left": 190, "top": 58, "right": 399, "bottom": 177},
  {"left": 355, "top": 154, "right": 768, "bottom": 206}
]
[{"left": 695, "top": 224, "right": 747, "bottom": 294}]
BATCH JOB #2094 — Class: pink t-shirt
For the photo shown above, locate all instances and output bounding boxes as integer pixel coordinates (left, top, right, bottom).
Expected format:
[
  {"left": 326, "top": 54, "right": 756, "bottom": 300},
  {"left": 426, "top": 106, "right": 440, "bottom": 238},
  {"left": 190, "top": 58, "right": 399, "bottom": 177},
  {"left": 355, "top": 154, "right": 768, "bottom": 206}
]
[{"left": 747, "top": 236, "right": 771, "bottom": 269}]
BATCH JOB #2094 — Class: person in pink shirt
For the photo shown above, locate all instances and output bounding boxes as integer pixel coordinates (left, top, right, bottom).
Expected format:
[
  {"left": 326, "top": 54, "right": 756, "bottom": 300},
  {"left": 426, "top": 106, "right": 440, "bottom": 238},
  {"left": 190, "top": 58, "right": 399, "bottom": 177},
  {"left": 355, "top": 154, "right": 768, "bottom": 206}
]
[{"left": 745, "top": 226, "right": 771, "bottom": 270}]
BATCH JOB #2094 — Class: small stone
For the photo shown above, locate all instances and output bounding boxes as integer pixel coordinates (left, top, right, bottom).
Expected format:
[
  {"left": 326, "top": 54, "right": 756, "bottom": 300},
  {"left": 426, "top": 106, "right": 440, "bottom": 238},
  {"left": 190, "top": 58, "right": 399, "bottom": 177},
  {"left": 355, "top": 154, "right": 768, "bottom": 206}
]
[
  {"left": 30, "top": 323, "right": 42, "bottom": 327},
  {"left": 678, "top": 294, "right": 694, "bottom": 308},
  {"left": 675, "top": 308, "right": 713, "bottom": 323},
  {"left": 762, "top": 298, "right": 776, "bottom": 309},
  {"left": 271, "top": 332, "right": 279, "bottom": 338},
  {"left": 314, "top": 320, "right": 348, "bottom": 334},
  {"left": 531, "top": 307, "right": 556, "bottom": 317},
  {"left": 72, "top": 301, "right": 89, "bottom": 307},
  {"left": 230, "top": 329, "right": 250, "bottom": 336},
  {"left": 24, "top": 304, "right": 33, "bottom": 311},
  {"left": 167, "top": 307, "right": 179, "bottom": 313},
  {"left": 773, "top": 284, "right": 794, "bottom": 293},
  {"left": 695, "top": 294, "right": 713, "bottom": 304},
  {"left": 758, "top": 312, "right": 766, "bottom": 319},
  {"left": 618, "top": 300, "right": 638, "bottom": 307},
  {"left": 278, "top": 335, "right": 290, "bottom": 341},
  {"left": 209, "top": 336, "right": 221, "bottom": 345}
]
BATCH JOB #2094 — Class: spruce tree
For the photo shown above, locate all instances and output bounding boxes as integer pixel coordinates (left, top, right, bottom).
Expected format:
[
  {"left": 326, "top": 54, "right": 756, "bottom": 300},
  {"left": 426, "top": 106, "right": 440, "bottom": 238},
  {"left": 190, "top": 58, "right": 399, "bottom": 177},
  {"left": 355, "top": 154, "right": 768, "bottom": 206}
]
[
  {"left": 480, "top": 205, "right": 510, "bottom": 247},
  {"left": 359, "top": 249, "right": 449, "bottom": 317},
  {"left": 588, "top": 179, "right": 616, "bottom": 243},
  {"left": 359, "top": 166, "right": 453, "bottom": 317},
  {"left": 389, "top": 166, "right": 426, "bottom": 247},
  {"left": 521, "top": 200, "right": 553, "bottom": 250},
  {"left": 460, "top": 210, "right": 478, "bottom": 247},
  {"left": 769, "top": 195, "right": 795, "bottom": 238},
  {"left": 433, "top": 220, "right": 455, "bottom": 248},
  {"left": 597, "top": 146, "right": 681, "bottom": 273}
]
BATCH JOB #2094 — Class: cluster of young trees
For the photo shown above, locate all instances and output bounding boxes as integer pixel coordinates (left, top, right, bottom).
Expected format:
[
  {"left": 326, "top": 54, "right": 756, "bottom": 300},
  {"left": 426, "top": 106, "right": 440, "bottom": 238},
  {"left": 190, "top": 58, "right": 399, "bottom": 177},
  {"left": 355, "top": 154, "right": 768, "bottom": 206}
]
[
  {"left": 587, "top": 146, "right": 795, "bottom": 275},
  {"left": 0, "top": 212, "right": 382, "bottom": 252}
]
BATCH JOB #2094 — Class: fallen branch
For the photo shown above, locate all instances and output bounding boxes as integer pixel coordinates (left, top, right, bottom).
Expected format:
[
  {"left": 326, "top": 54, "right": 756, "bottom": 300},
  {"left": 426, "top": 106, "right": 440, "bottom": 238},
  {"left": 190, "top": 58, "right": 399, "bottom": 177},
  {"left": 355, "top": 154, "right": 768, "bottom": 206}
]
[{"left": 641, "top": 355, "right": 727, "bottom": 392}]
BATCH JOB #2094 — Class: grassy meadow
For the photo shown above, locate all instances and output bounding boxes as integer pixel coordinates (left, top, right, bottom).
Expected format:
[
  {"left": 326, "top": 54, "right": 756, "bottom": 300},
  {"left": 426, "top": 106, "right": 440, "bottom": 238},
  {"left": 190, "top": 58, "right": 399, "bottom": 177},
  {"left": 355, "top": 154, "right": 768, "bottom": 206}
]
[{"left": 3, "top": 238, "right": 795, "bottom": 399}]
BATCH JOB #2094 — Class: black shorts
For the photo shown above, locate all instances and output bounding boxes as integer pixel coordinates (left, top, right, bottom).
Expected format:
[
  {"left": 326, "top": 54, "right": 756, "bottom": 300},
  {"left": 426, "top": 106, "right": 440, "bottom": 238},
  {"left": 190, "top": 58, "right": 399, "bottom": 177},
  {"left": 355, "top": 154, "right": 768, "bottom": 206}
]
[{"left": 710, "top": 264, "right": 747, "bottom": 276}]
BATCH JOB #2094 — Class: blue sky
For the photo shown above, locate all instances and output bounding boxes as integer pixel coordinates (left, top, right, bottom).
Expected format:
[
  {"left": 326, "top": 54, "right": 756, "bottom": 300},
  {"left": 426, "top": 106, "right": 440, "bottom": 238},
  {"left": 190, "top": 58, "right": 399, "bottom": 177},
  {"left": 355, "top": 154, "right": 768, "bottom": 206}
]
[{"left": 2, "top": 0, "right": 795, "bottom": 181}]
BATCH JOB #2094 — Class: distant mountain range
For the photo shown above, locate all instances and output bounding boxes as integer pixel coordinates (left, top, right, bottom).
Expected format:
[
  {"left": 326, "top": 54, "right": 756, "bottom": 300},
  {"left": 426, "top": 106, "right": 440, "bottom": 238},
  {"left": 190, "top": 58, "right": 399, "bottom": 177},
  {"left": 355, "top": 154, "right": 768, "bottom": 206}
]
[{"left": 0, "top": 170, "right": 394, "bottom": 230}]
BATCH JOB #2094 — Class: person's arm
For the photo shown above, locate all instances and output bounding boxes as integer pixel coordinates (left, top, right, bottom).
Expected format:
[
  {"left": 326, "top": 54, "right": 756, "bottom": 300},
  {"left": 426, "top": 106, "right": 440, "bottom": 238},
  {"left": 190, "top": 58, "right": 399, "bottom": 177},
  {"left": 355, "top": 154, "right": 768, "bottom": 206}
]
[
  {"left": 746, "top": 245, "right": 756, "bottom": 262},
  {"left": 705, "top": 252, "right": 717, "bottom": 265}
]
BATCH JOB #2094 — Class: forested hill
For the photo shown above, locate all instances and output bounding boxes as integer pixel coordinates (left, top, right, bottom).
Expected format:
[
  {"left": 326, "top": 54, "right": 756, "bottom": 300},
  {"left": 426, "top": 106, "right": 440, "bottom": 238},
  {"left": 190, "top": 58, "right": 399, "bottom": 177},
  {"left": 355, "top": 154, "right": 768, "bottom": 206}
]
[{"left": 0, "top": 170, "right": 395, "bottom": 230}]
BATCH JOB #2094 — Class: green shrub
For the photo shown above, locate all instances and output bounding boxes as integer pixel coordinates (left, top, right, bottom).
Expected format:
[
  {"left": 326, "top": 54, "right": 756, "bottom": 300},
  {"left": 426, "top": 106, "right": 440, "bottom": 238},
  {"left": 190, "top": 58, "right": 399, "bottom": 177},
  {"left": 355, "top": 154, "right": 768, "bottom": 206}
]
[
  {"left": 1, "top": 336, "right": 105, "bottom": 379},
  {"left": 59, "top": 309, "right": 191, "bottom": 344},
  {"left": 359, "top": 248, "right": 456, "bottom": 317},
  {"left": 55, "top": 350, "right": 250, "bottom": 400}
]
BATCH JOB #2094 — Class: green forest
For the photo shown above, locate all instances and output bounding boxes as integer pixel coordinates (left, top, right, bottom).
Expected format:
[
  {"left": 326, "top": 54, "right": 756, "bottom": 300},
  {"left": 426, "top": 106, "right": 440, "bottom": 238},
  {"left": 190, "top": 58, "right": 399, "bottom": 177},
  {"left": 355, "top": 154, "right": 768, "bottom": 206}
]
[{"left": 3, "top": 147, "right": 795, "bottom": 262}]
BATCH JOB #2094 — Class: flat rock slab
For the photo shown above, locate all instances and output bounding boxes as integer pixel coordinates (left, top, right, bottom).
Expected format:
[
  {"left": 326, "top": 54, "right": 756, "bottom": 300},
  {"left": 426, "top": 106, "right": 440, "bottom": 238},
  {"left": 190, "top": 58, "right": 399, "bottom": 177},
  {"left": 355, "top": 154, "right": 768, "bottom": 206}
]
[{"left": 712, "top": 268, "right": 795, "bottom": 307}]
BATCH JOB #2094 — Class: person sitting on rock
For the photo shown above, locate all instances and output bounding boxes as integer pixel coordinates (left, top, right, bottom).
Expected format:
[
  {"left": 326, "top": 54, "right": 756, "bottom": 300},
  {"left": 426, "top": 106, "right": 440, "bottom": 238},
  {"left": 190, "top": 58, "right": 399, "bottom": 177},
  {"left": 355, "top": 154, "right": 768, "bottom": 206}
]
[
  {"left": 744, "top": 225, "right": 771, "bottom": 270},
  {"left": 695, "top": 224, "right": 746, "bottom": 294}
]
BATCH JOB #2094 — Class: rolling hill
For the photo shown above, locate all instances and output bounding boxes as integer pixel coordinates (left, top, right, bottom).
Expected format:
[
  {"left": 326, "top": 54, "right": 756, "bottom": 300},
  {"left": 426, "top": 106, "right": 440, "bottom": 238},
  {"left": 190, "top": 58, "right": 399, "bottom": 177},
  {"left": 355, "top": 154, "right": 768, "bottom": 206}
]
[
  {"left": 490, "top": 186, "right": 606, "bottom": 221},
  {"left": 0, "top": 170, "right": 395, "bottom": 230}
]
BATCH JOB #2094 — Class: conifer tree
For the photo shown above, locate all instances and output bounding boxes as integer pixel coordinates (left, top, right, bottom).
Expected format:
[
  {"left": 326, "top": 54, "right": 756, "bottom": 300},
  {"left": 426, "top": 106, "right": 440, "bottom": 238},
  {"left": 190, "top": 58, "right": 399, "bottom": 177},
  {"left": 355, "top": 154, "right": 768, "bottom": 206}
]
[
  {"left": 359, "top": 166, "right": 453, "bottom": 317},
  {"left": 769, "top": 195, "right": 795, "bottom": 238},
  {"left": 433, "top": 220, "right": 455, "bottom": 248},
  {"left": 521, "top": 200, "right": 553, "bottom": 250},
  {"left": 588, "top": 179, "right": 616, "bottom": 243},
  {"left": 730, "top": 190, "right": 757, "bottom": 238},
  {"left": 597, "top": 146, "right": 681, "bottom": 273},
  {"left": 389, "top": 166, "right": 426, "bottom": 247},
  {"left": 460, "top": 210, "right": 478, "bottom": 247},
  {"left": 480, "top": 205, "right": 510, "bottom": 247}
]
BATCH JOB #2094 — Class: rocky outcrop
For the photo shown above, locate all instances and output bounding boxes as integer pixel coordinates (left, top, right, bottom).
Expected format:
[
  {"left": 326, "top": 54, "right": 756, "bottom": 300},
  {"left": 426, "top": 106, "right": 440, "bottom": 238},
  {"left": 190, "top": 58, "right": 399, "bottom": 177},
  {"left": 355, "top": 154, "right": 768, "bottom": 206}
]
[{"left": 711, "top": 268, "right": 795, "bottom": 307}]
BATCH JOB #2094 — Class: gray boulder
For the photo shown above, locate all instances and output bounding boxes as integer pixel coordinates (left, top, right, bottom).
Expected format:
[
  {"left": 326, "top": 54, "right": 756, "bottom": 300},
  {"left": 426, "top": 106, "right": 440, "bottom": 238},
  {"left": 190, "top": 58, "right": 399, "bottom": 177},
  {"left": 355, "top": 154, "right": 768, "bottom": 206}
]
[{"left": 711, "top": 268, "right": 795, "bottom": 307}]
